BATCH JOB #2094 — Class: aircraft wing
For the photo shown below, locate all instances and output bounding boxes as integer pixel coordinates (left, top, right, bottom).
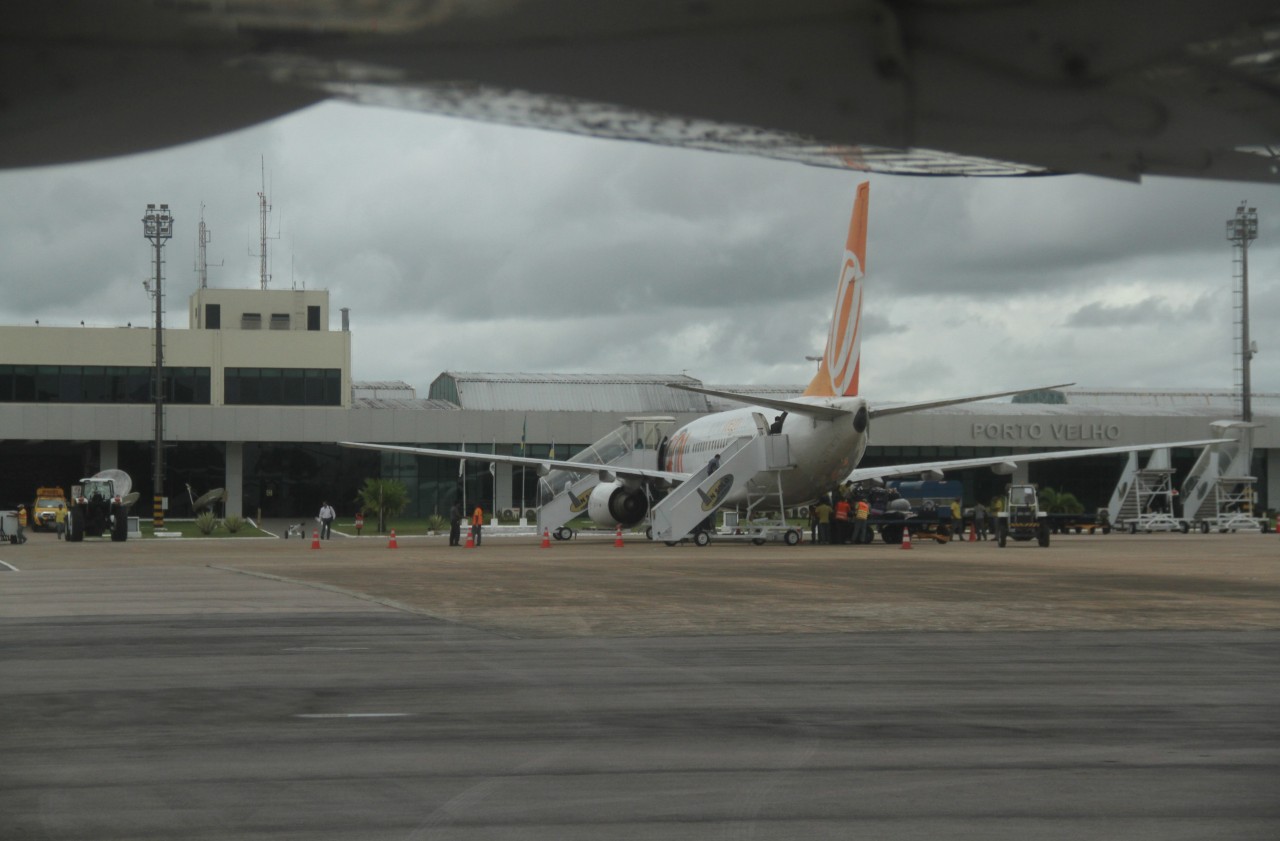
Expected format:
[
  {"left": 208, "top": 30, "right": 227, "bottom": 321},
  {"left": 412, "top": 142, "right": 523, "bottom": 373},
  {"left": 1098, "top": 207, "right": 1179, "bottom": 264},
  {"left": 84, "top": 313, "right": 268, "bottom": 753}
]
[
  {"left": 6, "top": 2, "right": 1280, "bottom": 181},
  {"left": 868, "top": 384, "right": 1075, "bottom": 419},
  {"left": 846, "top": 438, "right": 1231, "bottom": 484},
  {"left": 339, "top": 441, "right": 693, "bottom": 483}
]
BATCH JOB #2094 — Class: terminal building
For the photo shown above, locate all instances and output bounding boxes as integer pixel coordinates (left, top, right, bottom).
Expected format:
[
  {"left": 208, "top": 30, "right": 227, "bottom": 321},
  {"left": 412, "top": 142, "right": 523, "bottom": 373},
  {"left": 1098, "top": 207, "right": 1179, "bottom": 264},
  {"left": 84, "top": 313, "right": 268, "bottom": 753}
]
[{"left": 1, "top": 287, "right": 1275, "bottom": 520}]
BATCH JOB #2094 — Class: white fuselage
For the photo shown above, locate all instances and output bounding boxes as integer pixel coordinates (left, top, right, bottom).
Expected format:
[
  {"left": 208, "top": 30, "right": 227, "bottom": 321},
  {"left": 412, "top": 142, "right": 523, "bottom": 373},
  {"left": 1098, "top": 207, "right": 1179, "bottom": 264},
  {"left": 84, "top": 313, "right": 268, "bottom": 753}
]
[{"left": 662, "top": 397, "right": 868, "bottom": 506}]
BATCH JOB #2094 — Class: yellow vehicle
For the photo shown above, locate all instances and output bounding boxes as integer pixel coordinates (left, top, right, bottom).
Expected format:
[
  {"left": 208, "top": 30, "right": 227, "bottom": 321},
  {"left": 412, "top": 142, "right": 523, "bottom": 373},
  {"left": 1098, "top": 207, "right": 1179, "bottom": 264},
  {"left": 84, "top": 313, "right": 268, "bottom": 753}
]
[{"left": 32, "top": 487, "right": 67, "bottom": 532}]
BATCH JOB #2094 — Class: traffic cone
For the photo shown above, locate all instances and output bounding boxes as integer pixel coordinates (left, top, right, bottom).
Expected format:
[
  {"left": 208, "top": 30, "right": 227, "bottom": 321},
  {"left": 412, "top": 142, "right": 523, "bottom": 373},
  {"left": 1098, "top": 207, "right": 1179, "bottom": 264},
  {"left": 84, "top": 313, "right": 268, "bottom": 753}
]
[
  {"left": 968, "top": 523, "right": 977, "bottom": 542},
  {"left": 310, "top": 529, "right": 321, "bottom": 549},
  {"left": 465, "top": 530, "right": 475, "bottom": 549},
  {"left": 388, "top": 529, "right": 398, "bottom": 549},
  {"left": 900, "top": 526, "right": 912, "bottom": 550},
  {"left": 541, "top": 528, "right": 551, "bottom": 549},
  {"left": 614, "top": 525, "right": 624, "bottom": 548}
]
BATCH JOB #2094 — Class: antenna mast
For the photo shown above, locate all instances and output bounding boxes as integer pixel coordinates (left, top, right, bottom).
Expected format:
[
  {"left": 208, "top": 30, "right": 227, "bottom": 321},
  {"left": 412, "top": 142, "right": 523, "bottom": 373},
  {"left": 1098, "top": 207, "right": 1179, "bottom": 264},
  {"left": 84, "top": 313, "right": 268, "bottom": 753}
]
[
  {"left": 1225, "top": 202, "right": 1259, "bottom": 423},
  {"left": 251, "top": 158, "right": 279, "bottom": 290},
  {"left": 194, "top": 202, "right": 222, "bottom": 289}
]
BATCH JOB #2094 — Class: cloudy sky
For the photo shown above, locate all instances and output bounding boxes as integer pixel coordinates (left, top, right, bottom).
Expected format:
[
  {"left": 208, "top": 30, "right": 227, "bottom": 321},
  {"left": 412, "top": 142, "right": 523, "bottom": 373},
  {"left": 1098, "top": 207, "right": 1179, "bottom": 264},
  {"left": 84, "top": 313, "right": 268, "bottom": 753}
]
[{"left": 2, "top": 100, "right": 1277, "bottom": 402}]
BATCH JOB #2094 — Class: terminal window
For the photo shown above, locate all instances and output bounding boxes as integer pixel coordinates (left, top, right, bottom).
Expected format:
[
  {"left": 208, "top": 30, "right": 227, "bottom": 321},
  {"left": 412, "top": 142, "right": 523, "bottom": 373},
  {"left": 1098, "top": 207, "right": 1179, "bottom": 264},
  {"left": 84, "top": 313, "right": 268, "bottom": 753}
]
[
  {"left": 224, "top": 368, "right": 341, "bottom": 406},
  {"left": 0, "top": 365, "right": 210, "bottom": 404}
]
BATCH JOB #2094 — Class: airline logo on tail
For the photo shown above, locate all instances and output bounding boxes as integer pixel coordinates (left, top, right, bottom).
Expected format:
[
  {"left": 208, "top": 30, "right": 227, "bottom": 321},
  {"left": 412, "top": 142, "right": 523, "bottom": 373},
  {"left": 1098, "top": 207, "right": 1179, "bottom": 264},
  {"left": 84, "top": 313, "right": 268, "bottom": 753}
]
[{"left": 804, "top": 181, "right": 869, "bottom": 398}]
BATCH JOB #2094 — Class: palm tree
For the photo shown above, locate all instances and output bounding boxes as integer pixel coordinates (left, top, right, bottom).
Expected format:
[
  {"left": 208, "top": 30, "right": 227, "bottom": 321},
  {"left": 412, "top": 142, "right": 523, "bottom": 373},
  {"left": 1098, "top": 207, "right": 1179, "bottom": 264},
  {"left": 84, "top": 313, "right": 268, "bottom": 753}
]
[
  {"left": 1039, "top": 487, "right": 1084, "bottom": 514},
  {"left": 356, "top": 478, "right": 409, "bottom": 533}
]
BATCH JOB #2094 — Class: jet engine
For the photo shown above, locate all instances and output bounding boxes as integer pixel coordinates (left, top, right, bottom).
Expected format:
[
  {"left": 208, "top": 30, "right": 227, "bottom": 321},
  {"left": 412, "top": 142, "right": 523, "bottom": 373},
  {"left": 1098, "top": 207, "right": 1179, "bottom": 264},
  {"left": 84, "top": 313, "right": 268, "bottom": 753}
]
[{"left": 587, "top": 481, "right": 649, "bottom": 528}]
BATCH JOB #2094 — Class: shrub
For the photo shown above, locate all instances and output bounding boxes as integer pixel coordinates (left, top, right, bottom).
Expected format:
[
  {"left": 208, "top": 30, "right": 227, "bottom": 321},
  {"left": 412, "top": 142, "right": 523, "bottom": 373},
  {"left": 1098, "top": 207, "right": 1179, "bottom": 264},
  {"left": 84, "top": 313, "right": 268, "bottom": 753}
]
[
  {"left": 195, "top": 511, "right": 219, "bottom": 535},
  {"left": 425, "top": 514, "right": 449, "bottom": 533},
  {"left": 223, "top": 514, "right": 245, "bottom": 534}
]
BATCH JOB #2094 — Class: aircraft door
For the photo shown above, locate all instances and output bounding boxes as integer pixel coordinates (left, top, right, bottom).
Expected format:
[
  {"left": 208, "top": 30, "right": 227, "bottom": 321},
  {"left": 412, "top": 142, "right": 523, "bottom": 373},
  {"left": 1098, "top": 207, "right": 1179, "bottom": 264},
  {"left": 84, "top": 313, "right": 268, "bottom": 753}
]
[{"left": 656, "top": 436, "right": 669, "bottom": 471}]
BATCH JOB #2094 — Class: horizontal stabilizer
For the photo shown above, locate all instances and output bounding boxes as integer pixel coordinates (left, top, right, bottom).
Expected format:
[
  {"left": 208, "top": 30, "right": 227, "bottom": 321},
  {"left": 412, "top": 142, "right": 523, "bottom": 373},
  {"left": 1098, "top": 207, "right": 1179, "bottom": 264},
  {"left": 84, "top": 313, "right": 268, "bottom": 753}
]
[{"left": 666, "top": 383, "right": 850, "bottom": 421}]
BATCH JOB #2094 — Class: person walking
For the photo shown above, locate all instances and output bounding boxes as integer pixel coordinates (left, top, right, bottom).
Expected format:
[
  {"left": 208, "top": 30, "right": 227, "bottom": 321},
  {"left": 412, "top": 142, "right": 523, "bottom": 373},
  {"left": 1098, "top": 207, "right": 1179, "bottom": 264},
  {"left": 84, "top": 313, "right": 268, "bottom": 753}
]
[
  {"left": 974, "top": 502, "right": 988, "bottom": 540},
  {"left": 55, "top": 503, "right": 67, "bottom": 540},
  {"left": 318, "top": 501, "right": 336, "bottom": 539},
  {"left": 950, "top": 499, "right": 962, "bottom": 541},
  {"left": 470, "top": 503, "right": 484, "bottom": 547},
  {"left": 16, "top": 504, "right": 28, "bottom": 544},
  {"left": 449, "top": 500, "right": 463, "bottom": 547},
  {"left": 707, "top": 452, "right": 721, "bottom": 476}
]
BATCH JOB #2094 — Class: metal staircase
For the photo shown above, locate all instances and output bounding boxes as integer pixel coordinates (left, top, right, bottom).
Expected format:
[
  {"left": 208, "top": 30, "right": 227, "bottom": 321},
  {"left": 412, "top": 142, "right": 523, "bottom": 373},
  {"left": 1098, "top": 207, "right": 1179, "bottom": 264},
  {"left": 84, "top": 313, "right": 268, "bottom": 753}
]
[
  {"left": 649, "top": 433, "right": 791, "bottom": 543},
  {"left": 1181, "top": 421, "right": 1260, "bottom": 531},
  {"left": 1107, "top": 449, "right": 1180, "bottom": 532}
]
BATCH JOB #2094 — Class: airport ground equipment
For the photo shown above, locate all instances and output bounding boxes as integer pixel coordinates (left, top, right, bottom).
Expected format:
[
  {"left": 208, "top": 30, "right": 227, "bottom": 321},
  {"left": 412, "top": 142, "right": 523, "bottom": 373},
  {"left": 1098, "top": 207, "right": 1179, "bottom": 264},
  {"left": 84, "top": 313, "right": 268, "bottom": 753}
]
[
  {"left": 31, "top": 486, "right": 66, "bottom": 532},
  {"left": 538, "top": 416, "right": 674, "bottom": 541},
  {"left": 1108, "top": 449, "right": 1183, "bottom": 533},
  {"left": 65, "top": 470, "right": 138, "bottom": 542},
  {"left": 1180, "top": 421, "right": 1267, "bottom": 533},
  {"left": 995, "top": 484, "right": 1051, "bottom": 547},
  {"left": 650, "top": 433, "right": 794, "bottom": 545}
]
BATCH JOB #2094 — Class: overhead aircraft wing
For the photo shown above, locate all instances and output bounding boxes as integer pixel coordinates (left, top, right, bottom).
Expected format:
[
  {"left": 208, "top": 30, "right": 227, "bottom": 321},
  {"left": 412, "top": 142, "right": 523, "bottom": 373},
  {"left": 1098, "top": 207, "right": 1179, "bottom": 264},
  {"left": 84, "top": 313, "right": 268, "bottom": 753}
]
[
  {"left": 845, "top": 438, "right": 1232, "bottom": 484},
  {"left": 339, "top": 441, "right": 692, "bottom": 483},
  {"left": 5, "top": 1, "right": 1279, "bottom": 181}
]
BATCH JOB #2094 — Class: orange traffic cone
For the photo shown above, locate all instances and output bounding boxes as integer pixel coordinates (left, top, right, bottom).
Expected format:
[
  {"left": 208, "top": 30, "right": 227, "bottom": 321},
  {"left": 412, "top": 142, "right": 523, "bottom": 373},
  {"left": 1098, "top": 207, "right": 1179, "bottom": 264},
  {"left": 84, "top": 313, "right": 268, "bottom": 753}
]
[
  {"left": 311, "top": 529, "right": 321, "bottom": 549},
  {"left": 541, "top": 528, "right": 551, "bottom": 549},
  {"left": 900, "top": 526, "right": 912, "bottom": 550},
  {"left": 465, "top": 529, "right": 475, "bottom": 549},
  {"left": 614, "top": 525, "right": 625, "bottom": 548},
  {"left": 388, "top": 529, "right": 398, "bottom": 549},
  {"left": 968, "top": 523, "right": 977, "bottom": 542}
]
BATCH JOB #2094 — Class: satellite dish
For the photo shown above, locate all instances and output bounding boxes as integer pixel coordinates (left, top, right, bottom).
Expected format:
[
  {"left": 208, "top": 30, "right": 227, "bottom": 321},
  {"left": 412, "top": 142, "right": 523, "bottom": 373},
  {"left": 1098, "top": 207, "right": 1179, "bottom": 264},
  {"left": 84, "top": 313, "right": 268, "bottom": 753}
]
[
  {"left": 191, "top": 488, "right": 227, "bottom": 512},
  {"left": 91, "top": 469, "right": 132, "bottom": 498}
]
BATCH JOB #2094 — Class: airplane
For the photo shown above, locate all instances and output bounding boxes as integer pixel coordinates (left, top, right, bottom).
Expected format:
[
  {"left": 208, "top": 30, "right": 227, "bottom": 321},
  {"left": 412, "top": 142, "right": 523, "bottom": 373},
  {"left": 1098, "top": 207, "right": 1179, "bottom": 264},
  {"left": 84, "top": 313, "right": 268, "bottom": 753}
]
[
  {"left": 4, "top": 2, "right": 1278, "bottom": 182},
  {"left": 341, "top": 181, "right": 1227, "bottom": 542}
]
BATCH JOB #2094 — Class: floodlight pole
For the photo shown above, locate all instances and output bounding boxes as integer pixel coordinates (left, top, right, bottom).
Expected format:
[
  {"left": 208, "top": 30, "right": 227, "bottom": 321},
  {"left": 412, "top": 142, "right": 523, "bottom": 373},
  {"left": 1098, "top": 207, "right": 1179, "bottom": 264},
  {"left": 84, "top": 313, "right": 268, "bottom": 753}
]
[
  {"left": 1226, "top": 203, "right": 1258, "bottom": 423},
  {"left": 143, "top": 204, "right": 173, "bottom": 528}
]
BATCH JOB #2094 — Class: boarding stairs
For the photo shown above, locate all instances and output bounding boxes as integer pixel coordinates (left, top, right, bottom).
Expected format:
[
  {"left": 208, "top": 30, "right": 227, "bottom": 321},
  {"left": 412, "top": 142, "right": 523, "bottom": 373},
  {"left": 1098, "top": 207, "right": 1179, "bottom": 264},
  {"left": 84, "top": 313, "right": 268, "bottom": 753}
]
[
  {"left": 1107, "top": 449, "right": 1181, "bottom": 532},
  {"left": 536, "top": 416, "right": 674, "bottom": 537},
  {"left": 649, "top": 433, "right": 792, "bottom": 543},
  {"left": 1179, "top": 421, "right": 1261, "bottom": 532},
  {"left": 537, "top": 470, "right": 605, "bottom": 537}
]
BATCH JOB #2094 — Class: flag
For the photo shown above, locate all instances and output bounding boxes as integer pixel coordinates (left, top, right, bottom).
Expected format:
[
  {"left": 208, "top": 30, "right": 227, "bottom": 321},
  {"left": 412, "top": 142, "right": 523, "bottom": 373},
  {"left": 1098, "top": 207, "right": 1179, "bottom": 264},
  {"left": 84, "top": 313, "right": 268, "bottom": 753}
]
[
  {"left": 459, "top": 457, "right": 465, "bottom": 477},
  {"left": 549, "top": 440, "right": 555, "bottom": 460},
  {"left": 521, "top": 415, "right": 527, "bottom": 456}
]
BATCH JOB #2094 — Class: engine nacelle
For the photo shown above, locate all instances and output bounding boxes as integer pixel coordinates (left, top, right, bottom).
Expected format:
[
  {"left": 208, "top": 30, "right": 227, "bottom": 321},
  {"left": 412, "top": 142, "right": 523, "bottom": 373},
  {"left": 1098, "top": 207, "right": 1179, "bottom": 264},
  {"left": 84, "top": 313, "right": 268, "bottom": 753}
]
[
  {"left": 991, "top": 461, "right": 1019, "bottom": 476},
  {"left": 587, "top": 481, "right": 649, "bottom": 528}
]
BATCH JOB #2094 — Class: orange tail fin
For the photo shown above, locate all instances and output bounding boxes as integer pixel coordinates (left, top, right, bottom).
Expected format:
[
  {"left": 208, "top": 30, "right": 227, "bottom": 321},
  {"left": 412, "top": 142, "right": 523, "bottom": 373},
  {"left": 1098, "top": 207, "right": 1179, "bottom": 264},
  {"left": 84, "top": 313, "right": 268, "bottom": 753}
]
[{"left": 804, "top": 181, "right": 869, "bottom": 398}]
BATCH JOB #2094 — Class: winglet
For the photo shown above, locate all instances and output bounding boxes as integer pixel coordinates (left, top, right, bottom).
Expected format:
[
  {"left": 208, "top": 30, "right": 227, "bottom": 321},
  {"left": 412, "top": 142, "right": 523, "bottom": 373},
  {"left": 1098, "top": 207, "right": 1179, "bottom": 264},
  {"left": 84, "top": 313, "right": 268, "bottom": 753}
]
[{"left": 804, "top": 181, "right": 869, "bottom": 398}]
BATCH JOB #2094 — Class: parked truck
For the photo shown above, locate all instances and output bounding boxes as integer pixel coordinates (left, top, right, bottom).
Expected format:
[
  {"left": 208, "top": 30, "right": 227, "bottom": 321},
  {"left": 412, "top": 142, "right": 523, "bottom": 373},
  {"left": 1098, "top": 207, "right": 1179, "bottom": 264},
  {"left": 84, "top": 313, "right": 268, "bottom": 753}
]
[
  {"left": 31, "top": 486, "right": 67, "bottom": 532},
  {"left": 65, "top": 470, "right": 137, "bottom": 542}
]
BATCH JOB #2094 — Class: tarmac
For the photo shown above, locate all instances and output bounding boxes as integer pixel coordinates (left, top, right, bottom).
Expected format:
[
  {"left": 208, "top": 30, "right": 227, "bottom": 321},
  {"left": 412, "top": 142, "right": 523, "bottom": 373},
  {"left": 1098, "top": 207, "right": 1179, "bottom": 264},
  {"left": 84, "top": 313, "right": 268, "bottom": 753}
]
[{"left": 2, "top": 526, "right": 1278, "bottom": 839}]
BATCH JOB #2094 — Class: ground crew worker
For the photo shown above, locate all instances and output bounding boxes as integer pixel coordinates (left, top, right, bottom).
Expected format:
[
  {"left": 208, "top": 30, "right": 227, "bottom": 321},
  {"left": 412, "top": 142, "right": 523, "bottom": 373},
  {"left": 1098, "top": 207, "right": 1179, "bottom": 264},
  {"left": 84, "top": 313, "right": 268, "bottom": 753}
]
[
  {"left": 834, "top": 498, "right": 851, "bottom": 544},
  {"left": 55, "top": 504, "right": 67, "bottom": 540},
  {"left": 852, "top": 498, "right": 870, "bottom": 544},
  {"left": 449, "top": 501, "right": 463, "bottom": 546},
  {"left": 950, "top": 499, "right": 962, "bottom": 540},
  {"left": 470, "top": 503, "right": 484, "bottom": 546},
  {"left": 17, "top": 504, "right": 29, "bottom": 544},
  {"left": 814, "top": 498, "right": 833, "bottom": 544}
]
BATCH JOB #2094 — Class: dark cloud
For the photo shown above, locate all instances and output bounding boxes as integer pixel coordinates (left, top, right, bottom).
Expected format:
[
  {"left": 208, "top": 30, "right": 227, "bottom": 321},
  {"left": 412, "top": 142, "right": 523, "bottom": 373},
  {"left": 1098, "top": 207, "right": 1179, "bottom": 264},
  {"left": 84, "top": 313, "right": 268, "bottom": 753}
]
[{"left": 1, "top": 101, "right": 1277, "bottom": 401}]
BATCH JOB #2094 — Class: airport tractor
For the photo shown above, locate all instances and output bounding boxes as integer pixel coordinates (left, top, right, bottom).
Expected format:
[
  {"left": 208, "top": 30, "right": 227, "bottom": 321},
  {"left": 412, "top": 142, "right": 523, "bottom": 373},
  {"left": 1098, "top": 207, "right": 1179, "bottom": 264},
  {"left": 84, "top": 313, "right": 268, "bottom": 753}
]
[
  {"left": 65, "top": 470, "right": 138, "bottom": 542},
  {"left": 994, "top": 484, "right": 1051, "bottom": 548}
]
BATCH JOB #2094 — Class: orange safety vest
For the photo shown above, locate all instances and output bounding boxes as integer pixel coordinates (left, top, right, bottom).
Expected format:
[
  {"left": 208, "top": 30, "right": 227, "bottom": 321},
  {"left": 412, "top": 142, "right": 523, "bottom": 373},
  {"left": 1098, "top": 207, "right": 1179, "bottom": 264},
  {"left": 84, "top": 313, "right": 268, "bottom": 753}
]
[{"left": 471, "top": 507, "right": 484, "bottom": 527}]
